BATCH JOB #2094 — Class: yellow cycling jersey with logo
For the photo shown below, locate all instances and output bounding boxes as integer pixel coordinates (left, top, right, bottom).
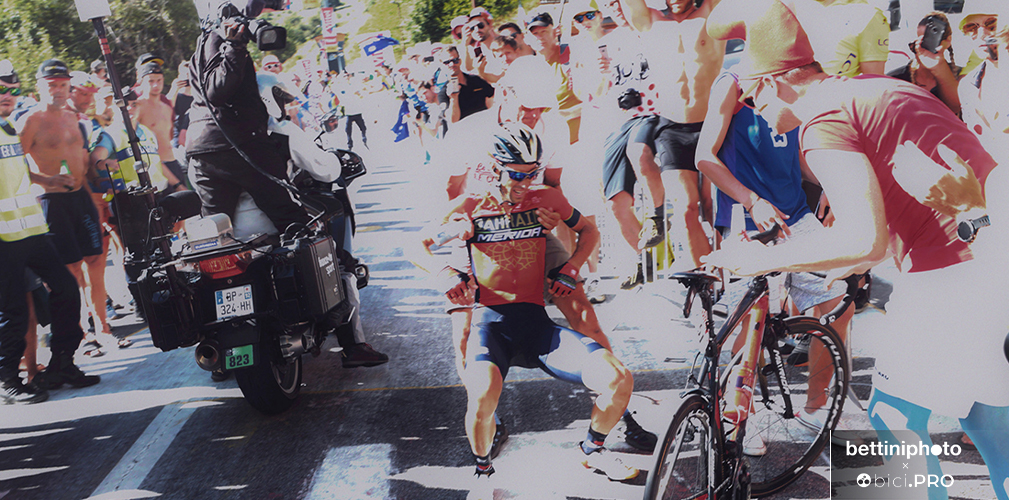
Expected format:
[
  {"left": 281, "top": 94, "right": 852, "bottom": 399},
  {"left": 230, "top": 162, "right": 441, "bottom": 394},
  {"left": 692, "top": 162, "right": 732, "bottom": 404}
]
[
  {"left": 108, "top": 123, "right": 168, "bottom": 190},
  {"left": 0, "top": 124, "right": 49, "bottom": 242}
]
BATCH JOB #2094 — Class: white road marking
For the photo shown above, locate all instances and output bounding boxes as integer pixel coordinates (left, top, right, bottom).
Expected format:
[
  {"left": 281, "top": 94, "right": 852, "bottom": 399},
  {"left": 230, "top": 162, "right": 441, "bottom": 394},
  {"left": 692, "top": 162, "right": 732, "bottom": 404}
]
[{"left": 88, "top": 404, "right": 198, "bottom": 497}]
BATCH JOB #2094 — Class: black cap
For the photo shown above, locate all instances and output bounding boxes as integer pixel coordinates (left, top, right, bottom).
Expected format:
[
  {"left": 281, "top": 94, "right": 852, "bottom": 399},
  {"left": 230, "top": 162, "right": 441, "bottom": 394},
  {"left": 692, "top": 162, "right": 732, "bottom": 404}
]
[
  {"left": 36, "top": 59, "right": 71, "bottom": 80},
  {"left": 0, "top": 60, "right": 19, "bottom": 85},
  {"left": 135, "top": 53, "right": 165, "bottom": 69},
  {"left": 527, "top": 12, "right": 554, "bottom": 29},
  {"left": 137, "top": 62, "right": 164, "bottom": 79}
]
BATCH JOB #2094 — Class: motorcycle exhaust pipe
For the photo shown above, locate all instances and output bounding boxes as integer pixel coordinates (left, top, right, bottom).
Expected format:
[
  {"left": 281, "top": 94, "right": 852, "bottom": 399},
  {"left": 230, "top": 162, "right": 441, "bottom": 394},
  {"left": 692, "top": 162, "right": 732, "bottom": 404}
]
[{"left": 195, "top": 340, "right": 221, "bottom": 372}]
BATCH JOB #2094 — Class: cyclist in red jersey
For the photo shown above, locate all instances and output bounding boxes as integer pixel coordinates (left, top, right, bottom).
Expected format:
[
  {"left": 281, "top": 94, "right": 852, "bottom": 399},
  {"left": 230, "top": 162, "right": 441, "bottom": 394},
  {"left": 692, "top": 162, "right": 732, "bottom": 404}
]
[
  {"left": 705, "top": 2, "right": 1009, "bottom": 498},
  {"left": 426, "top": 123, "right": 639, "bottom": 482}
]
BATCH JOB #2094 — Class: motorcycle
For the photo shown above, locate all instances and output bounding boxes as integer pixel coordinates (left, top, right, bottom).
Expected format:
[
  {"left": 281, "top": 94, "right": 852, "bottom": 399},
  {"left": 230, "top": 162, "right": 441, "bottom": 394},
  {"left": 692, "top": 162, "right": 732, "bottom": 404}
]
[{"left": 121, "top": 130, "right": 368, "bottom": 415}]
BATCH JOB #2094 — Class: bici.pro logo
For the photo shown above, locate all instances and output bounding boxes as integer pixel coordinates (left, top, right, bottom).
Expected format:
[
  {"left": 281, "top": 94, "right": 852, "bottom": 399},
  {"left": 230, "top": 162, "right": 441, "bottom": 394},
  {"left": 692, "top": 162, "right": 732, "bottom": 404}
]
[{"left": 833, "top": 432, "right": 961, "bottom": 498}]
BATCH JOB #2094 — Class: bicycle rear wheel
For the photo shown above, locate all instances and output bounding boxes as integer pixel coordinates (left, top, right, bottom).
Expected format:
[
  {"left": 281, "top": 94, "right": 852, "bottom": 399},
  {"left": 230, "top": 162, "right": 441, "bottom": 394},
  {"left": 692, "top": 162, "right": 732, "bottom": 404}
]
[
  {"left": 644, "top": 394, "right": 722, "bottom": 500},
  {"left": 744, "top": 316, "right": 849, "bottom": 497}
]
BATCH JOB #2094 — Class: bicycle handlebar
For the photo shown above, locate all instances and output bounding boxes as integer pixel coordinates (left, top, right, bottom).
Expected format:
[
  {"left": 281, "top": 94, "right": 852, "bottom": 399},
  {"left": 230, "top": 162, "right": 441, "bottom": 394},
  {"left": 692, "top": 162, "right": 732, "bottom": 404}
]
[{"left": 818, "top": 274, "right": 865, "bottom": 326}]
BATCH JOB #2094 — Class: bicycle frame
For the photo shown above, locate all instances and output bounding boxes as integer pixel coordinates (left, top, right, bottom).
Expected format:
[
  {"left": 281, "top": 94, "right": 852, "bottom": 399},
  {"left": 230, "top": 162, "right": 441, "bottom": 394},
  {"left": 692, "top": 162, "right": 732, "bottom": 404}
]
[{"left": 681, "top": 274, "right": 784, "bottom": 498}]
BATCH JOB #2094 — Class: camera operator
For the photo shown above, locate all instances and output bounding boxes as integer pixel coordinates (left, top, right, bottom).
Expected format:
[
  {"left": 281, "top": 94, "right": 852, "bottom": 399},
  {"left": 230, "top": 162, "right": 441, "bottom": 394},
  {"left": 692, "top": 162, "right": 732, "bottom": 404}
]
[{"left": 186, "top": 0, "right": 309, "bottom": 233}]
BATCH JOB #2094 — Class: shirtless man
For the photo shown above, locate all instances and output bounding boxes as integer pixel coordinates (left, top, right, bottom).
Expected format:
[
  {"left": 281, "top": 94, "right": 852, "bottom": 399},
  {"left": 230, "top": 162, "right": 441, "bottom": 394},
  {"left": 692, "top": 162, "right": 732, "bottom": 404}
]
[
  {"left": 133, "top": 60, "right": 186, "bottom": 192},
  {"left": 622, "top": 0, "right": 724, "bottom": 270},
  {"left": 15, "top": 59, "right": 102, "bottom": 389}
]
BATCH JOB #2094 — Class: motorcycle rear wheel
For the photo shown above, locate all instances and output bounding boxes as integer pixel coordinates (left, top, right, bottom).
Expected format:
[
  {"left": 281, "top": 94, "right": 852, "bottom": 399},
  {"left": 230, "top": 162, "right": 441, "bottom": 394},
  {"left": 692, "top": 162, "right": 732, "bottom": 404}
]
[{"left": 234, "top": 339, "right": 302, "bottom": 415}]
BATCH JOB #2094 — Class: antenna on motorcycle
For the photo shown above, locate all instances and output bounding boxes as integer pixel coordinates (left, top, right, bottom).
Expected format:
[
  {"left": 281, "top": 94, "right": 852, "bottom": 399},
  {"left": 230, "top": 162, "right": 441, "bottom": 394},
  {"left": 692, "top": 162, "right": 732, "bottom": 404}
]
[
  {"left": 74, "top": 0, "right": 154, "bottom": 192},
  {"left": 74, "top": 0, "right": 191, "bottom": 317}
]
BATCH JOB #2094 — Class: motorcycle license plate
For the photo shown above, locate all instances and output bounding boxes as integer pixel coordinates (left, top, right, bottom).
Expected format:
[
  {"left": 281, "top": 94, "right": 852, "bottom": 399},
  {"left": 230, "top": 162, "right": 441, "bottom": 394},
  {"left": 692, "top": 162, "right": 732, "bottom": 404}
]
[
  {"left": 224, "top": 345, "right": 254, "bottom": 370},
  {"left": 215, "top": 285, "right": 254, "bottom": 320}
]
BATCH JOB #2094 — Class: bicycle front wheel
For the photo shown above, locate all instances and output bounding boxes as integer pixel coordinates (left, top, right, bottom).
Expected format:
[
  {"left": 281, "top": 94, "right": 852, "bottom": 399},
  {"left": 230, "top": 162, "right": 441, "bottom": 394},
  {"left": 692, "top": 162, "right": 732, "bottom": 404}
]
[
  {"left": 746, "top": 316, "right": 849, "bottom": 497},
  {"left": 644, "top": 394, "right": 722, "bottom": 500}
]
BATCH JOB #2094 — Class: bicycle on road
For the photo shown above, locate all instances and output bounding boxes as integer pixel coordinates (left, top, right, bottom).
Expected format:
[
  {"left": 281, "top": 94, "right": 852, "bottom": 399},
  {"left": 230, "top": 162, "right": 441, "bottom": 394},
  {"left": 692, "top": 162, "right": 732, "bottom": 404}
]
[{"left": 644, "top": 229, "right": 858, "bottom": 499}]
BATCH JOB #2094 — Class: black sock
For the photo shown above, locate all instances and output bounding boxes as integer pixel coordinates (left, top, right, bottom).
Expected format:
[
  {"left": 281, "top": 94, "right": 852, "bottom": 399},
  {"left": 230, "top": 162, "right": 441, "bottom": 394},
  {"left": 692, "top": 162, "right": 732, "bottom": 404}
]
[
  {"left": 581, "top": 427, "right": 607, "bottom": 454},
  {"left": 473, "top": 453, "right": 493, "bottom": 473}
]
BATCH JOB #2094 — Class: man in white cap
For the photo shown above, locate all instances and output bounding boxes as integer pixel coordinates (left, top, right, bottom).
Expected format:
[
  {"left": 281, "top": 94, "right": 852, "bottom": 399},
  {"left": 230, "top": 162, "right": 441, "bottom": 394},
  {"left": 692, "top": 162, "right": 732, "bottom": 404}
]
[
  {"left": 704, "top": 2, "right": 1009, "bottom": 498},
  {"left": 261, "top": 54, "right": 283, "bottom": 74}
]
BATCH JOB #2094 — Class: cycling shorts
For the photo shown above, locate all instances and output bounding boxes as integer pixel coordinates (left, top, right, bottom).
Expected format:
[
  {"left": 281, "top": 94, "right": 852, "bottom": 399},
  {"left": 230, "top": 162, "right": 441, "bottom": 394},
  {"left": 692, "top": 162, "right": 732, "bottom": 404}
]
[
  {"left": 469, "top": 302, "right": 604, "bottom": 382},
  {"left": 39, "top": 189, "right": 103, "bottom": 265}
]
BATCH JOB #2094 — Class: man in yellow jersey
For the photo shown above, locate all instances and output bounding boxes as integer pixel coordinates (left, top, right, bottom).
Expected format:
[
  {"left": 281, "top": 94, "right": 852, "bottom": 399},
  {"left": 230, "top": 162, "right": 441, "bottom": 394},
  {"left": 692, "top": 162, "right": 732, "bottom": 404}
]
[{"left": 0, "top": 61, "right": 98, "bottom": 402}]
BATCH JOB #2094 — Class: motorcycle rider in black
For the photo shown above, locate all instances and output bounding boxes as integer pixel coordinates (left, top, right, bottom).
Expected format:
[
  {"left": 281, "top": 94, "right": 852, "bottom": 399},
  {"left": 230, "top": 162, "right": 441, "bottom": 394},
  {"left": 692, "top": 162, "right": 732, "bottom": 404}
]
[
  {"left": 187, "top": 1, "right": 387, "bottom": 370},
  {"left": 186, "top": 1, "right": 309, "bottom": 235}
]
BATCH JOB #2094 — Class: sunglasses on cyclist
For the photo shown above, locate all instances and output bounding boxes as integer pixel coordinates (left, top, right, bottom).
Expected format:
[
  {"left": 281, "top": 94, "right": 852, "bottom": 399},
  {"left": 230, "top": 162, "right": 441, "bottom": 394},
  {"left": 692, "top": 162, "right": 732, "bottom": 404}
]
[
  {"left": 574, "top": 11, "right": 598, "bottom": 23},
  {"left": 963, "top": 17, "right": 997, "bottom": 36},
  {"left": 443, "top": 57, "right": 461, "bottom": 65},
  {"left": 0, "top": 85, "right": 21, "bottom": 96},
  {"left": 499, "top": 165, "right": 542, "bottom": 182},
  {"left": 469, "top": 22, "right": 486, "bottom": 31}
]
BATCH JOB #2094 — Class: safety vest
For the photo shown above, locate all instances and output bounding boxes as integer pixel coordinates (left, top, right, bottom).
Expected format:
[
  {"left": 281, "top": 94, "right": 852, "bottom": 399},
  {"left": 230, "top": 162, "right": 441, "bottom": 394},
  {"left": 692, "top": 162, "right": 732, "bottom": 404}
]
[
  {"left": 0, "top": 122, "right": 48, "bottom": 242},
  {"left": 110, "top": 123, "right": 168, "bottom": 190}
]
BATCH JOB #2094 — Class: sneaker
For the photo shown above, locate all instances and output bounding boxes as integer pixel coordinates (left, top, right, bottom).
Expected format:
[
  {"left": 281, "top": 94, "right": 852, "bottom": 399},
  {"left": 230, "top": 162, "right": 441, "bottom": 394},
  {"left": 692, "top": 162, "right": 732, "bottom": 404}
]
[
  {"left": 341, "top": 343, "right": 390, "bottom": 368},
  {"left": 742, "top": 432, "right": 767, "bottom": 456},
  {"left": 794, "top": 409, "right": 825, "bottom": 433},
  {"left": 586, "top": 278, "right": 606, "bottom": 304},
  {"left": 491, "top": 422, "right": 509, "bottom": 459},
  {"left": 1, "top": 379, "right": 49, "bottom": 405},
  {"left": 639, "top": 216, "right": 665, "bottom": 250},
  {"left": 620, "top": 264, "right": 644, "bottom": 290},
  {"left": 786, "top": 335, "right": 811, "bottom": 367},
  {"left": 622, "top": 411, "right": 657, "bottom": 453},
  {"left": 581, "top": 445, "right": 639, "bottom": 481}
]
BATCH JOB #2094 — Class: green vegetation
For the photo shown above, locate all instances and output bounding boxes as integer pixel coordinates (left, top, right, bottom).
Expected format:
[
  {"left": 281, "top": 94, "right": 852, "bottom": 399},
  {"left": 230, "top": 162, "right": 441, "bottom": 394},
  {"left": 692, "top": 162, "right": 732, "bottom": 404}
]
[{"left": 0, "top": 0, "right": 199, "bottom": 91}]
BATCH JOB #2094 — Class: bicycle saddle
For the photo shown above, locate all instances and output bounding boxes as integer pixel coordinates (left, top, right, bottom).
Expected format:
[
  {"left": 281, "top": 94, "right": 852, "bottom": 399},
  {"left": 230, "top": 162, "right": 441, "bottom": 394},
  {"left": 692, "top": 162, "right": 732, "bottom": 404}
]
[{"left": 669, "top": 271, "right": 722, "bottom": 286}]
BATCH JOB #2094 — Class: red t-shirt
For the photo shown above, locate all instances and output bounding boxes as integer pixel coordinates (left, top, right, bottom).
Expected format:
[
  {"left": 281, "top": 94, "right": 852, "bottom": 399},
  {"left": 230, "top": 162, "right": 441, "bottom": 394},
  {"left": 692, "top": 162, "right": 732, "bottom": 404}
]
[
  {"left": 451, "top": 186, "right": 580, "bottom": 306},
  {"left": 800, "top": 76, "right": 997, "bottom": 272}
]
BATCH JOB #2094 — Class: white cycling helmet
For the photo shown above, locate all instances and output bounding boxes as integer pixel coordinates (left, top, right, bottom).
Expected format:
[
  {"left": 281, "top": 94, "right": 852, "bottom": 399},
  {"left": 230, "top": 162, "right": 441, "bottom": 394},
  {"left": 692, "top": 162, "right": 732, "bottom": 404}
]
[{"left": 488, "top": 122, "right": 543, "bottom": 165}]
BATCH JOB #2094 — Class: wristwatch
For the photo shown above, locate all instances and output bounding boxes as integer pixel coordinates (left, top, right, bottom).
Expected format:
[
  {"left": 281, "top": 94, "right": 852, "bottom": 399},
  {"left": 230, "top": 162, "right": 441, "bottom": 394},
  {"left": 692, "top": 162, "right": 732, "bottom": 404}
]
[{"left": 957, "top": 215, "right": 990, "bottom": 243}]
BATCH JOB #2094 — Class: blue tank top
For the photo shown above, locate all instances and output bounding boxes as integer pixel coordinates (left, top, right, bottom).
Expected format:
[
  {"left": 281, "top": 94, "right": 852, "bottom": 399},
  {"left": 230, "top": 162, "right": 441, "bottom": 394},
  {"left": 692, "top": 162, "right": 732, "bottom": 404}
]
[{"left": 714, "top": 73, "right": 811, "bottom": 231}]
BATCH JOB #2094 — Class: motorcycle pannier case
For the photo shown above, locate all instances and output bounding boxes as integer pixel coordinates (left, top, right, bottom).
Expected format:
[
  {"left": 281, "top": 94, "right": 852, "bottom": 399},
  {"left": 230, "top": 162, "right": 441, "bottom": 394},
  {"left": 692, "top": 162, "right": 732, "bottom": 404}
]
[{"left": 291, "top": 235, "right": 346, "bottom": 317}]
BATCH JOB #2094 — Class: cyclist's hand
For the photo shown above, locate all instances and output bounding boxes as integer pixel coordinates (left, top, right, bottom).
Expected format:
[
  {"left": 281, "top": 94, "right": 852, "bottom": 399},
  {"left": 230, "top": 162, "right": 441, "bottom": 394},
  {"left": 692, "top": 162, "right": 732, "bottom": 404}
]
[
  {"left": 548, "top": 261, "right": 579, "bottom": 297},
  {"left": 750, "top": 198, "right": 790, "bottom": 236},
  {"left": 816, "top": 191, "right": 835, "bottom": 227},
  {"left": 536, "top": 207, "right": 562, "bottom": 232},
  {"left": 441, "top": 269, "right": 477, "bottom": 305},
  {"left": 701, "top": 238, "right": 772, "bottom": 277}
]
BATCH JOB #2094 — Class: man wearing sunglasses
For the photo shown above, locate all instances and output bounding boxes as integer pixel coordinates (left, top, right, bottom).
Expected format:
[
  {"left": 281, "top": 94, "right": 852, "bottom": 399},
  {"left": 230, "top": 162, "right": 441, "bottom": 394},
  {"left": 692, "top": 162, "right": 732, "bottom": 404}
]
[
  {"left": 527, "top": 12, "right": 584, "bottom": 145},
  {"left": 439, "top": 46, "right": 494, "bottom": 123},
  {"left": 261, "top": 54, "right": 283, "bottom": 74},
  {"left": 959, "top": 6, "right": 1005, "bottom": 154},
  {"left": 705, "top": 2, "right": 1009, "bottom": 497},
  {"left": 463, "top": 14, "right": 497, "bottom": 74},
  {"left": 423, "top": 123, "right": 639, "bottom": 482}
]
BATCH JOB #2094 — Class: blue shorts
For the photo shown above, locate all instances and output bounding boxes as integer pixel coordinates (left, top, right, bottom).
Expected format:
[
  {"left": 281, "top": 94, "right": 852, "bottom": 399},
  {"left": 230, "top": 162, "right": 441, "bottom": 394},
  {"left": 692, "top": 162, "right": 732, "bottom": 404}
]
[{"left": 469, "top": 303, "right": 604, "bottom": 383}]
